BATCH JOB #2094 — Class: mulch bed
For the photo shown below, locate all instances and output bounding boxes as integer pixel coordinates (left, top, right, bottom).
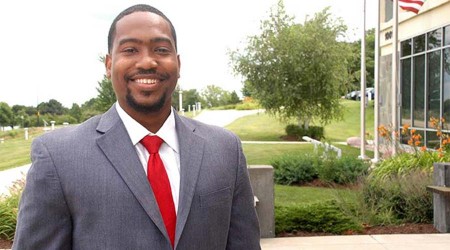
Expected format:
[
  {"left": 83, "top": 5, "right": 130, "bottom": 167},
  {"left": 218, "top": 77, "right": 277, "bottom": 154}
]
[{"left": 0, "top": 238, "right": 12, "bottom": 249}]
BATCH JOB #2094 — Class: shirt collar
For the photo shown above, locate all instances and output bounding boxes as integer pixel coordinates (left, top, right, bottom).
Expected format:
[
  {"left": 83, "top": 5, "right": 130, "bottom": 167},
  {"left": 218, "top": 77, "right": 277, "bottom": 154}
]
[{"left": 115, "top": 102, "right": 179, "bottom": 153}]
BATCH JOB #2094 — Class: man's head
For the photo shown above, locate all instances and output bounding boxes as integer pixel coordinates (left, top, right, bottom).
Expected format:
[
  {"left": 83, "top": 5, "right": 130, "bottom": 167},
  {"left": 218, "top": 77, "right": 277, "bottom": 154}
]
[
  {"left": 105, "top": 4, "right": 180, "bottom": 121},
  {"left": 108, "top": 4, "right": 177, "bottom": 53}
]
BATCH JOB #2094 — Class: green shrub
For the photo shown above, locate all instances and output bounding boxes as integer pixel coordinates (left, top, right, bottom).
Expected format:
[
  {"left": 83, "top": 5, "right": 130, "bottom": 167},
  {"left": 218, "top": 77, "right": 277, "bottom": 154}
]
[
  {"left": 371, "top": 151, "right": 444, "bottom": 181},
  {"left": 275, "top": 201, "right": 362, "bottom": 235},
  {"left": 272, "top": 152, "right": 368, "bottom": 186},
  {"left": 361, "top": 170, "right": 432, "bottom": 224},
  {"left": 235, "top": 102, "right": 260, "bottom": 110},
  {"left": 7, "top": 130, "right": 18, "bottom": 138},
  {"left": 210, "top": 104, "right": 236, "bottom": 110},
  {"left": 271, "top": 154, "right": 319, "bottom": 185},
  {"left": 317, "top": 156, "right": 370, "bottom": 185},
  {"left": 0, "top": 179, "right": 24, "bottom": 240},
  {"left": 285, "top": 125, "right": 324, "bottom": 140}
]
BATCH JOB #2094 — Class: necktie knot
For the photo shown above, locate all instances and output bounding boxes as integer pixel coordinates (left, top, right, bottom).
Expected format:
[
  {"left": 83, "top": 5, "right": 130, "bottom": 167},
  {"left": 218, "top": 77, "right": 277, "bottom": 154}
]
[{"left": 141, "top": 135, "right": 163, "bottom": 154}]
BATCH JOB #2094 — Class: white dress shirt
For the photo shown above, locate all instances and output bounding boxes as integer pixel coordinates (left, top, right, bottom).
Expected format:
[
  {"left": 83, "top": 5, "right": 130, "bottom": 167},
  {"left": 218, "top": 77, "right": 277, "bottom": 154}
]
[{"left": 115, "top": 103, "right": 180, "bottom": 213}]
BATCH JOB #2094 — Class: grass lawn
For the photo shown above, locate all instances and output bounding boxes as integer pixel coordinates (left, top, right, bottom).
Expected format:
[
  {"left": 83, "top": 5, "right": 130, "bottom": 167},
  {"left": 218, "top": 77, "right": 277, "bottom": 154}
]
[
  {"left": 227, "top": 99, "right": 374, "bottom": 143},
  {"left": 226, "top": 113, "right": 291, "bottom": 141},
  {"left": 243, "top": 143, "right": 313, "bottom": 165},
  {"left": 0, "top": 128, "right": 44, "bottom": 171},
  {"left": 324, "top": 100, "right": 375, "bottom": 142},
  {"left": 274, "top": 184, "right": 357, "bottom": 207}
]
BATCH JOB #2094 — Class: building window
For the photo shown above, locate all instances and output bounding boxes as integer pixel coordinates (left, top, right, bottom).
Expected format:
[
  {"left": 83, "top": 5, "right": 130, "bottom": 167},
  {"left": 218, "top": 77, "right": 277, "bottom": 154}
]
[
  {"left": 444, "top": 25, "right": 450, "bottom": 46},
  {"left": 427, "top": 51, "right": 441, "bottom": 127},
  {"left": 443, "top": 48, "right": 450, "bottom": 128},
  {"left": 428, "top": 29, "right": 442, "bottom": 50},
  {"left": 401, "top": 58, "right": 412, "bottom": 125},
  {"left": 400, "top": 25, "right": 450, "bottom": 147},
  {"left": 401, "top": 39, "right": 412, "bottom": 57},
  {"left": 413, "top": 55, "right": 425, "bottom": 128}
]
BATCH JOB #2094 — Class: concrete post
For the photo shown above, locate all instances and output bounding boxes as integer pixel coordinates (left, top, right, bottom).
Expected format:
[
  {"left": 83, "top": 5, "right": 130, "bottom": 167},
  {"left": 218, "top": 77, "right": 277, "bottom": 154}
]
[
  {"left": 51, "top": 121, "right": 55, "bottom": 130},
  {"left": 431, "top": 163, "right": 450, "bottom": 232},
  {"left": 24, "top": 128, "right": 29, "bottom": 140},
  {"left": 247, "top": 165, "right": 275, "bottom": 238}
]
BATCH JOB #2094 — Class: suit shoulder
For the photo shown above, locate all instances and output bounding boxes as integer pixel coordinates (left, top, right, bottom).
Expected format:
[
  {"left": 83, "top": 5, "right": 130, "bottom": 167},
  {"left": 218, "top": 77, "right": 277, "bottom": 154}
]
[{"left": 35, "top": 114, "right": 102, "bottom": 144}]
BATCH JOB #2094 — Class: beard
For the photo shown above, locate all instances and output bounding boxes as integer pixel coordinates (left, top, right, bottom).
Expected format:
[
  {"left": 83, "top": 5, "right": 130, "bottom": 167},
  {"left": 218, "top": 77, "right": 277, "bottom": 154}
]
[{"left": 126, "top": 89, "right": 167, "bottom": 114}]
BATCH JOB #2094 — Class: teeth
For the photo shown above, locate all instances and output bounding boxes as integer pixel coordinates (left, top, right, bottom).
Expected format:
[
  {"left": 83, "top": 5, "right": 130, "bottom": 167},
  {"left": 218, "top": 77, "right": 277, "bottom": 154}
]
[{"left": 135, "top": 79, "right": 157, "bottom": 84}]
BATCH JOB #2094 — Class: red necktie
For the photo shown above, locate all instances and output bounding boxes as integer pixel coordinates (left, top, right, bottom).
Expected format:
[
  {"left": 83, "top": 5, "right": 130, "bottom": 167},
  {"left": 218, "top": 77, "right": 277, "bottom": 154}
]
[{"left": 140, "top": 135, "right": 176, "bottom": 247}]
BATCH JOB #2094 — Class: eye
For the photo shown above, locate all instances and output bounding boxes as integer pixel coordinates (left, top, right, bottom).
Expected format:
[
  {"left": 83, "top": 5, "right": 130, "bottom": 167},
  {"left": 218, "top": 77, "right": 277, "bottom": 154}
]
[
  {"left": 155, "top": 47, "right": 171, "bottom": 54},
  {"left": 122, "top": 47, "right": 138, "bottom": 54}
]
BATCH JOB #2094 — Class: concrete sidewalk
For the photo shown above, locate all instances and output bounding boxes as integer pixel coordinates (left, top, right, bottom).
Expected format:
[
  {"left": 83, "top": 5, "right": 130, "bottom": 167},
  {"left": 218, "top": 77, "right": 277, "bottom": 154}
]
[
  {"left": 0, "top": 164, "right": 30, "bottom": 196},
  {"left": 260, "top": 233, "right": 450, "bottom": 249}
]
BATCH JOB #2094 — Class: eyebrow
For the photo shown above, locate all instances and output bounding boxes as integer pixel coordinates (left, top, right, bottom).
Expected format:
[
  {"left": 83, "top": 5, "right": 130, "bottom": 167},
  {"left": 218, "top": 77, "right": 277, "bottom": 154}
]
[{"left": 118, "top": 37, "right": 174, "bottom": 47}]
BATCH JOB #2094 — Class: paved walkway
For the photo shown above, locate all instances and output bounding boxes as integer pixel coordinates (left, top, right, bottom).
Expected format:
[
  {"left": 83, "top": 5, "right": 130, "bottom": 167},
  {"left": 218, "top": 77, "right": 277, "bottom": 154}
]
[
  {"left": 0, "top": 164, "right": 30, "bottom": 196},
  {"left": 2, "top": 109, "right": 449, "bottom": 249},
  {"left": 193, "top": 109, "right": 262, "bottom": 127},
  {"left": 260, "top": 233, "right": 450, "bottom": 249}
]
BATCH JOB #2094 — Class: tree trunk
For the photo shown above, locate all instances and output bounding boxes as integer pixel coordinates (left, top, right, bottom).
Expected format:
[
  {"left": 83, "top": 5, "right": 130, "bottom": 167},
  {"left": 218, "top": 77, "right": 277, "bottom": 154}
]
[{"left": 298, "top": 116, "right": 310, "bottom": 129}]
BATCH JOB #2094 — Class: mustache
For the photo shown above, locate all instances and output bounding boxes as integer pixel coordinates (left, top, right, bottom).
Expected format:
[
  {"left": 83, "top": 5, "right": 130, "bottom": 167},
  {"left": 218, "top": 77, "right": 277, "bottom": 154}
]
[{"left": 126, "top": 69, "right": 170, "bottom": 80}]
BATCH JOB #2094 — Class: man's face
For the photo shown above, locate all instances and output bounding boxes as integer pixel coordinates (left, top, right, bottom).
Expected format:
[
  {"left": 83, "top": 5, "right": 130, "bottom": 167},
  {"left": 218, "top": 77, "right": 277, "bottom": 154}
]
[{"left": 106, "top": 12, "right": 180, "bottom": 115}]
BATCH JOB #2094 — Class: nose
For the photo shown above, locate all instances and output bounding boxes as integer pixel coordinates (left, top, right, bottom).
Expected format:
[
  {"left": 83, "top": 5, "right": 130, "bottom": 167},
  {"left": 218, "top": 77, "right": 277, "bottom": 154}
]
[{"left": 136, "top": 51, "right": 158, "bottom": 69}]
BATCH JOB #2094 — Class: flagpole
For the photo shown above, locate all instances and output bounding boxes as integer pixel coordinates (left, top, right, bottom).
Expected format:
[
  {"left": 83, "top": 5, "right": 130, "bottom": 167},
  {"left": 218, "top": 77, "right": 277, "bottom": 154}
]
[
  {"left": 359, "top": 0, "right": 367, "bottom": 160},
  {"left": 392, "top": 0, "right": 399, "bottom": 155},
  {"left": 373, "top": 0, "right": 381, "bottom": 162}
]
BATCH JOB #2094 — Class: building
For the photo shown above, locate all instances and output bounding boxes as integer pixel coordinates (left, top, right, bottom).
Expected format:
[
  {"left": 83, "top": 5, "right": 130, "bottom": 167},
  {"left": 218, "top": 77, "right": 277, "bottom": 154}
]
[{"left": 378, "top": 0, "right": 450, "bottom": 151}]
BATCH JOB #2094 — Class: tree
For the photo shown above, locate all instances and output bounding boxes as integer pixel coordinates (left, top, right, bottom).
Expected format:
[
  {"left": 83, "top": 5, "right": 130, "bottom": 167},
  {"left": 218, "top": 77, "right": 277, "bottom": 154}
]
[
  {"left": 37, "top": 99, "right": 67, "bottom": 115},
  {"left": 230, "top": 1, "right": 353, "bottom": 128},
  {"left": 241, "top": 80, "right": 253, "bottom": 97},
  {"left": 348, "top": 28, "right": 376, "bottom": 90},
  {"left": 229, "top": 91, "right": 241, "bottom": 104},
  {"left": 95, "top": 56, "right": 116, "bottom": 112},
  {"left": 0, "top": 102, "right": 13, "bottom": 129},
  {"left": 69, "top": 103, "right": 83, "bottom": 123},
  {"left": 80, "top": 98, "right": 101, "bottom": 121},
  {"left": 201, "top": 85, "right": 229, "bottom": 108},
  {"left": 171, "top": 87, "right": 204, "bottom": 111},
  {"left": 11, "top": 105, "right": 31, "bottom": 128}
]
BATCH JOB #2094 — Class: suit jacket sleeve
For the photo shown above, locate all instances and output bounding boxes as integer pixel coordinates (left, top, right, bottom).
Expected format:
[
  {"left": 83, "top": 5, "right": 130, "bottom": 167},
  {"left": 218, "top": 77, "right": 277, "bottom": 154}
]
[
  {"left": 226, "top": 135, "right": 261, "bottom": 250},
  {"left": 13, "top": 137, "right": 72, "bottom": 250}
]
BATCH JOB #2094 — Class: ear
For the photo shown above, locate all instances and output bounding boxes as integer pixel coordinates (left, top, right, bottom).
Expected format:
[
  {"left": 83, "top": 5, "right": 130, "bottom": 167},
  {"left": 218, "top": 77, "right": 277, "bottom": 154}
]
[
  {"left": 105, "top": 54, "right": 112, "bottom": 79},
  {"left": 177, "top": 54, "right": 181, "bottom": 78}
]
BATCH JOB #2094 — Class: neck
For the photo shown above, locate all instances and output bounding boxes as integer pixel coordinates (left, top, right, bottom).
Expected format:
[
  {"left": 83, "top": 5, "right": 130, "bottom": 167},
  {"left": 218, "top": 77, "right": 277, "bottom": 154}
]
[{"left": 124, "top": 105, "right": 172, "bottom": 133}]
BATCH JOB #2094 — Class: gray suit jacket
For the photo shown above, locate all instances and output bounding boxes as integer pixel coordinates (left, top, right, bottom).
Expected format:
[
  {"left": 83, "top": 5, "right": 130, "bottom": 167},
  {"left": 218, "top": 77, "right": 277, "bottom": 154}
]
[{"left": 13, "top": 106, "right": 260, "bottom": 250}]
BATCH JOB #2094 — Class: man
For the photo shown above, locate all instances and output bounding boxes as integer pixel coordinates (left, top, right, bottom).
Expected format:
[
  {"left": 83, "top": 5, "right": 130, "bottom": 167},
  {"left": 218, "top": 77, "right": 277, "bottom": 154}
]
[{"left": 13, "top": 4, "right": 260, "bottom": 250}]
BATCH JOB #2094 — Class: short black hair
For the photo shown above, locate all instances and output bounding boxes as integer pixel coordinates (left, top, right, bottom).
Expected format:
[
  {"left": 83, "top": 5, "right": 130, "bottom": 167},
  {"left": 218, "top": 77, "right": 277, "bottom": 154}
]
[{"left": 107, "top": 4, "right": 177, "bottom": 53}]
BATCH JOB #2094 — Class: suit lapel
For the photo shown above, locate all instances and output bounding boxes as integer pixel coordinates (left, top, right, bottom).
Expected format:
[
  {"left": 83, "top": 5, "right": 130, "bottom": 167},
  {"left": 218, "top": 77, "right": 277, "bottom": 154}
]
[
  {"left": 95, "top": 106, "right": 168, "bottom": 239},
  {"left": 174, "top": 114, "right": 205, "bottom": 246}
]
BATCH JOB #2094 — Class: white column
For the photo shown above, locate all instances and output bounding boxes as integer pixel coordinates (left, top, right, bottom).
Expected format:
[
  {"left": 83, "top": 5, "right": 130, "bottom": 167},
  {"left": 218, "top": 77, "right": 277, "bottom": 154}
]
[
  {"left": 359, "top": 0, "right": 368, "bottom": 160},
  {"left": 178, "top": 89, "right": 183, "bottom": 113},
  {"left": 392, "top": 0, "right": 399, "bottom": 155},
  {"left": 373, "top": 0, "right": 381, "bottom": 162},
  {"left": 24, "top": 128, "right": 29, "bottom": 140}
]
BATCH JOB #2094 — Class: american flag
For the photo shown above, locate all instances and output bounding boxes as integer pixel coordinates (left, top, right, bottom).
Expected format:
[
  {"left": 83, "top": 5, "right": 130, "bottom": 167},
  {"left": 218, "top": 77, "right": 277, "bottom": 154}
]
[{"left": 398, "top": 0, "right": 426, "bottom": 14}]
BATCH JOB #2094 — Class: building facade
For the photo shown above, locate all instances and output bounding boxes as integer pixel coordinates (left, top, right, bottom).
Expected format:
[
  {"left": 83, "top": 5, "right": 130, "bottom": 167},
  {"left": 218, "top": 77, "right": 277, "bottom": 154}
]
[{"left": 379, "top": 0, "right": 450, "bottom": 149}]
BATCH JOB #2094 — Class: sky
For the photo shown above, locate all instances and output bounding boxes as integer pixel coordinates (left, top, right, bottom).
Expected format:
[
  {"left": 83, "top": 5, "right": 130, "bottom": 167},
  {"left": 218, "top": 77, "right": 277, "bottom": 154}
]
[{"left": 0, "top": 0, "right": 377, "bottom": 108}]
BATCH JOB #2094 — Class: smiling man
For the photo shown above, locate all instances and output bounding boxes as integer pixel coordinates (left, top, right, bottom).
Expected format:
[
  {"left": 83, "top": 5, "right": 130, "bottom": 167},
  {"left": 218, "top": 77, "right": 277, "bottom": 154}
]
[{"left": 13, "top": 4, "right": 260, "bottom": 250}]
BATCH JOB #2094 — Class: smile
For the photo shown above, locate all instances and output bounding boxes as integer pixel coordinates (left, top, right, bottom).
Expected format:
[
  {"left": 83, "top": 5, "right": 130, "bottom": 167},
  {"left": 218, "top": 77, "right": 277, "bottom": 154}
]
[{"left": 134, "top": 78, "right": 159, "bottom": 84}]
